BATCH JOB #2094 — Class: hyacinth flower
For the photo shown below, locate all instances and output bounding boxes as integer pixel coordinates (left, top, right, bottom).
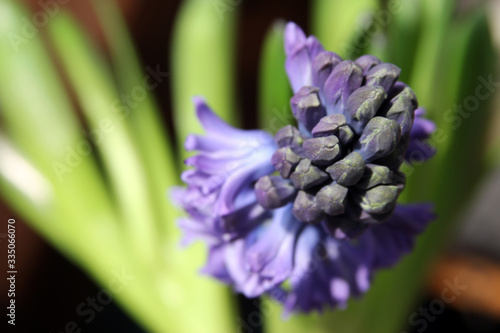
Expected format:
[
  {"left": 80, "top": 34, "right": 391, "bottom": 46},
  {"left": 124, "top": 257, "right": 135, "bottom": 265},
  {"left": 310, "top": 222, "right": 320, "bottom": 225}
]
[{"left": 174, "top": 22, "right": 436, "bottom": 314}]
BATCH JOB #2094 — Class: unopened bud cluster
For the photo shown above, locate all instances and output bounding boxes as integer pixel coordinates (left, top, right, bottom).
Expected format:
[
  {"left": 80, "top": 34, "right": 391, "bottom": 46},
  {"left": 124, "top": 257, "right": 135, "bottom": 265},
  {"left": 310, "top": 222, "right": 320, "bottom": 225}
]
[{"left": 255, "top": 54, "right": 417, "bottom": 239}]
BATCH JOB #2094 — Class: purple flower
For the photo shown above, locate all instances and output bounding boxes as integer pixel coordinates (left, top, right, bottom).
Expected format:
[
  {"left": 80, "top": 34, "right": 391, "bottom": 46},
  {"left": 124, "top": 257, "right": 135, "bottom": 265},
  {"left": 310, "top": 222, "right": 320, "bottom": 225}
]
[
  {"left": 280, "top": 204, "right": 434, "bottom": 313},
  {"left": 174, "top": 22, "right": 436, "bottom": 314},
  {"left": 406, "top": 108, "right": 437, "bottom": 162},
  {"left": 172, "top": 97, "right": 276, "bottom": 245}
]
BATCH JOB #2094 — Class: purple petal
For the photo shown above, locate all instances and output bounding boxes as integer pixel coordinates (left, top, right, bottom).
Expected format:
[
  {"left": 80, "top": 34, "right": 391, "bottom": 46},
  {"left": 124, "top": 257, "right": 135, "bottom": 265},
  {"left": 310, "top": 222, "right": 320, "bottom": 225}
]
[
  {"left": 284, "top": 22, "right": 307, "bottom": 55},
  {"left": 284, "top": 22, "right": 325, "bottom": 93},
  {"left": 245, "top": 207, "right": 301, "bottom": 277},
  {"left": 286, "top": 47, "right": 314, "bottom": 93},
  {"left": 201, "top": 244, "right": 233, "bottom": 284},
  {"left": 406, "top": 140, "right": 436, "bottom": 162},
  {"left": 323, "top": 61, "right": 364, "bottom": 115},
  {"left": 193, "top": 97, "right": 273, "bottom": 145},
  {"left": 177, "top": 217, "right": 221, "bottom": 246},
  {"left": 222, "top": 202, "right": 269, "bottom": 240},
  {"left": 406, "top": 108, "right": 437, "bottom": 162},
  {"left": 411, "top": 116, "right": 436, "bottom": 140},
  {"left": 364, "top": 203, "right": 435, "bottom": 269},
  {"left": 306, "top": 36, "right": 325, "bottom": 61},
  {"left": 215, "top": 146, "right": 276, "bottom": 215}
]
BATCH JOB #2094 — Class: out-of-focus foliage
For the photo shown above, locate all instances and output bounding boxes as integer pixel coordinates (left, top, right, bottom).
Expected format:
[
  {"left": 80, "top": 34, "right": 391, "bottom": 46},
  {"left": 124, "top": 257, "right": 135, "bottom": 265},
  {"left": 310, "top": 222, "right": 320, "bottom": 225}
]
[{"left": 0, "top": 0, "right": 236, "bottom": 332}]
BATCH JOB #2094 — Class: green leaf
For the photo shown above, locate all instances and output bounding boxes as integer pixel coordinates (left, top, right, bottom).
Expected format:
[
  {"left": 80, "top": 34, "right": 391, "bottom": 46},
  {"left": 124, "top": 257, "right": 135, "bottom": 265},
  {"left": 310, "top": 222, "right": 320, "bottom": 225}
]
[
  {"left": 171, "top": 0, "right": 238, "bottom": 162},
  {"left": 311, "top": 0, "right": 380, "bottom": 59},
  {"left": 90, "top": 0, "right": 178, "bottom": 240},
  {"left": 409, "top": 0, "right": 455, "bottom": 109},
  {"left": 384, "top": 0, "right": 423, "bottom": 82},
  {"left": 0, "top": 2, "right": 169, "bottom": 332},
  {"left": 0, "top": 138, "right": 162, "bottom": 333},
  {"left": 363, "top": 9, "right": 497, "bottom": 333},
  {"left": 48, "top": 12, "right": 160, "bottom": 269},
  {"left": 0, "top": 1, "right": 115, "bottom": 244},
  {"left": 0, "top": 1, "right": 238, "bottom": 332},
  {"left": 258, "top": 21, "right": 293, "bottom": 132},
  {"left": 169, "top": 1, "right": 240, "bottom": 332},
  {"left": 430, "top": 9, "right": 496, "bottom": 227}
]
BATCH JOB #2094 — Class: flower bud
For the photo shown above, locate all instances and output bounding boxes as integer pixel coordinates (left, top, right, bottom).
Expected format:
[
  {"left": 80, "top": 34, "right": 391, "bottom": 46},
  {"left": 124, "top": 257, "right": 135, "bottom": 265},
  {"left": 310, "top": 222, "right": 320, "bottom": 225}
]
[
  {"left": 345, "top": 85, "right": 387, "bottom": 135},
  {"left": 323, "top": 61, "right": 363, "bottom": 114},
  {"left": 311, "top": 114, "right": 346, "bottom": 137},
  {"left": 316, "top": 182, "right": 349, "bottom": 216},
  {"left": 381, "top": 87, "right": 417, "bottom": 136},
  {"left": 303, "top": 136, "right": 341, "bottom": 166},
  {"left": 312, "top": 51, "right": 342, "bottom": 88},
  {"left": 255, "top": 176, "right": 297, "bottom": 209},
  {"left": 271, "top": 147, "right": 302, "bottom": 178},
  {"left": 355, "top": 117, "right": 401, "bottom": 162},
  {"left": 355, "top": 54, "right": 382, "bottom": 75},
  {"left": 290, "top": 159, "right": 329, "bottom": 189},
  {"left": 356, "top": 185, "right": 399, "bottom": 215},
  {"left": 355, "top": 164, "right": 393, "bottom": 190},
  {"left": 326, "top": 152, "right": 365, "bottom": 186},
  {"left": 291, "top": 86, "right": 326, "bottom": 132},
  {"left": 292, "top": 191, "right": 324, "bottom": 223},
  {"left": 274, "top": 125, "right": 304, "bottom": 148},
  {"left": 365, "top": 63, "right": 401, "bottom": 92}
]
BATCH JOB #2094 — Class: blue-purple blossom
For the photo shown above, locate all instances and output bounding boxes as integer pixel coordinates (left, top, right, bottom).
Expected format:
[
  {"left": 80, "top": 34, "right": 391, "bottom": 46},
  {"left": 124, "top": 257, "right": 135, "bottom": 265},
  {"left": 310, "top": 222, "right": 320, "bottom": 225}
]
[
  {"left": 406, "top": 108, "right": 437, "bottom": 162},
  {"left": 173, "top": 97, "right": 275, "bottom": 246},
  {"left": 174, "top": 22, "right": 437, "bottom": 314}
]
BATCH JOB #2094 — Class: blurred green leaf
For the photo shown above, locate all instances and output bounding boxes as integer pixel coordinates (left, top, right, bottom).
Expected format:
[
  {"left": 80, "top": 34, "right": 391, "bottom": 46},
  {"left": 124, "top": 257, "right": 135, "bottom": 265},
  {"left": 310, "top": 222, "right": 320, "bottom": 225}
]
[
  {"left": 0, "top": 0, "right": 116, "bottom": 250},
  {"left": 486, "top": 138, "right": 500, "bottom": 169},
  {"left": 171, "top": 0, "right": 238, "bottom": 162},
  {"left": 91, "top": 0, "right": 179, "bottom": 238},
  {"left": 48, "top": 11, "right": 237, "bottom": 333},
  {"left": 91, "top": 5, "right": 235, "bottom": 331},
  {"left": 170, "top": 0, "right": 239, "bottom": 332},
  {"left": 0, "top": 137, "right": 157, "bottom": 332},
  {"left": 258, "top": 21, "right": 293, "bottom": 132},
  {"left": 365, "top": 9, "right": 498, "bottom": 333},
  {"left": 429, "top": 9, "right": 497, "bottom": 233},
  {"left": 311, "top": 0, "right": 380, "bottom": 59},
  {"left": 0, "top": 2, "right": 169, "bottom": 332},
  {"left": 48, "top": 12, "right": 160, "bottom": 269},
  {"left": 385, "top": 0, "right": 423, "bottom": 82},
  {"left": 409, "top": 0, "right": 455, "bottom": 108}
]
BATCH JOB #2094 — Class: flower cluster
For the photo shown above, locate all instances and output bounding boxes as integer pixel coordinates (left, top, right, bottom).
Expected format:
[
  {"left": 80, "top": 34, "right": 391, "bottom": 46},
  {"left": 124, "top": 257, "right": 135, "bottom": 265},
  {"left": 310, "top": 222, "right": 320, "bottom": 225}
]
[{"left": 173, "top": 22, "right": 436, "bottom": 314}]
